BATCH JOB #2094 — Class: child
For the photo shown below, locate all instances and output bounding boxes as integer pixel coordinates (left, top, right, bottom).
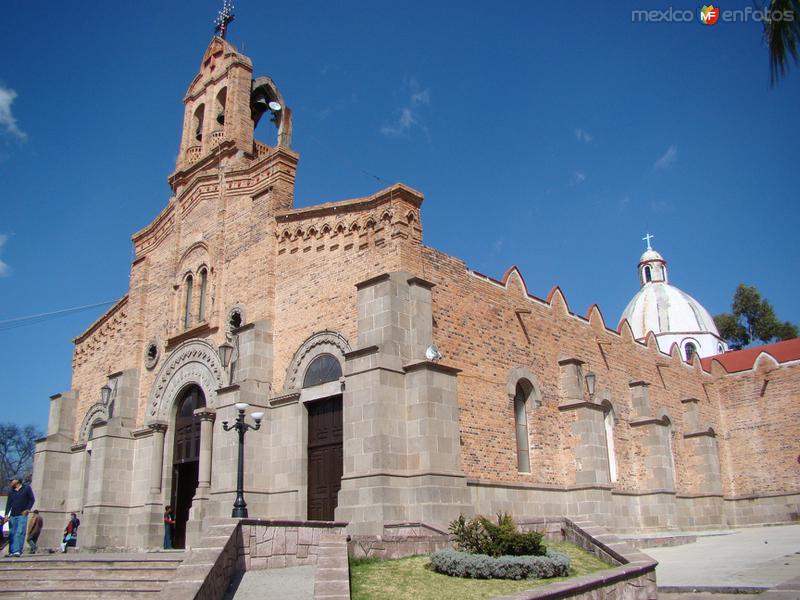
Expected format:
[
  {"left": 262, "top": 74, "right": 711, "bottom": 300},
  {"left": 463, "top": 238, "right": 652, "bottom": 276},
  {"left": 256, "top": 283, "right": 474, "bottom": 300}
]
[{"left": 59, "top": 513, "right": 80, "bottom": 553}]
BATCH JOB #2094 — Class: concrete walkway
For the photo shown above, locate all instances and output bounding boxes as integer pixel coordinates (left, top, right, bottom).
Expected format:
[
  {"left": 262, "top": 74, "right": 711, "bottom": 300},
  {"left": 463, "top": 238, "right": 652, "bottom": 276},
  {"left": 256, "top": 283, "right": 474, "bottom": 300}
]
[
  {"left": 644, "top": 524, "right": 800, "bottom": 592},
  {"left": 225, "top": 565, "right": 316, "bottom": 600}
]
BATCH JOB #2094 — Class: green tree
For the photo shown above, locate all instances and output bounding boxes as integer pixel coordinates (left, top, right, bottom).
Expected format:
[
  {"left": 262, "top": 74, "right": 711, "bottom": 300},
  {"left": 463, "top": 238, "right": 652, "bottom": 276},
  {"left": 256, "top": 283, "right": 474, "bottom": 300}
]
[
  {"left": 714, "top": 284, "right": 798, "bottom": 350},
  {"left": 0, "top": 423, "right": 41, "bottom": 493},
  {"left": 765, "top": 0, "right": 800, "bottom": 85}
]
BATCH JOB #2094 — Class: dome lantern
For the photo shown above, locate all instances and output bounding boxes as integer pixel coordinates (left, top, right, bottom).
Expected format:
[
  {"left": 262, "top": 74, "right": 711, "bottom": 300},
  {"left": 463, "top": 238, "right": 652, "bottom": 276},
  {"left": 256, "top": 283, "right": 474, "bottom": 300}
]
[{"left": 620, "top": 236, "right": 728, "bottom": 360}]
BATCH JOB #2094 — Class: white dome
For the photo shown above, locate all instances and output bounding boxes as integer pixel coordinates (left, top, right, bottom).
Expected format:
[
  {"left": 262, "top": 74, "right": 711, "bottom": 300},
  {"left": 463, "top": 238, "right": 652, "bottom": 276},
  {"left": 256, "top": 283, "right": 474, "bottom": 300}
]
[
  {"left": 639, "top": 249, "right": 664, "bottom": 263},
  {"left": 621, "top": 282, "right": 720, "bottom": 339},
  {"left": 620, "top": 241, "right": 727, "bottom": 360}
]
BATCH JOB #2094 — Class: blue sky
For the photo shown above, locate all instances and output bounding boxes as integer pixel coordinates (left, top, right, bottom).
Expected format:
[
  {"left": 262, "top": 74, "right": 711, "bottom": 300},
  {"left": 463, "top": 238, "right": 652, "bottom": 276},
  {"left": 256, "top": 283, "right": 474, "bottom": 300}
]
[{"left": 1, "top": 1, "right": 798, "bottom": 432}]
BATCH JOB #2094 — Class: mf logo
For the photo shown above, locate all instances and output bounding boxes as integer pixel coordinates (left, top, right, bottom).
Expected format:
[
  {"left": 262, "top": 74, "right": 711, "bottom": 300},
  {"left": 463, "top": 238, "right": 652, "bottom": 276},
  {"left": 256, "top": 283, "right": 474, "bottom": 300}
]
[{"left": 700, "top": 5, "right": 720, "bottom": 25}]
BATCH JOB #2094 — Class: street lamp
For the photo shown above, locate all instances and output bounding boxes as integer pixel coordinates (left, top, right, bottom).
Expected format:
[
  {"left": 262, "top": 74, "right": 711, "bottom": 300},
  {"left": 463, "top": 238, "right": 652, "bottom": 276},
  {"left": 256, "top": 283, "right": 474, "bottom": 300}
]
[{"left": 221, "top": 402, "right": 264, "bottom": 518}]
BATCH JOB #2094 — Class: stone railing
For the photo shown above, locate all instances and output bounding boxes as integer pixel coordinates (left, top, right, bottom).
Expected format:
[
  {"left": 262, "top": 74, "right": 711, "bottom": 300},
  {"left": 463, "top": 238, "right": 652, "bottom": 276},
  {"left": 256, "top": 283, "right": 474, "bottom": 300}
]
[
  {"left": 253, "top": 140, "right": 270, "bottom": 158},
  {"left": 209, "top": 130, "right": 225, "bottom": 147},
  {"left": 185, "top": 145, "right": 202, "bottom": 163},
  {"left": 156, "top": 520, "right": 240, "bottom": 600}
]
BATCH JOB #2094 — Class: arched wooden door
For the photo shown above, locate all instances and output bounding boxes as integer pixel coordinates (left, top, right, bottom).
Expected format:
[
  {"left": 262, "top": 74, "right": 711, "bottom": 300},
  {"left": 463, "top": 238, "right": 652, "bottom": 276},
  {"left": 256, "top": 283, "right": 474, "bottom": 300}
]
[{"left": 171, "top": 385, "right": 205, "bottom": 548}]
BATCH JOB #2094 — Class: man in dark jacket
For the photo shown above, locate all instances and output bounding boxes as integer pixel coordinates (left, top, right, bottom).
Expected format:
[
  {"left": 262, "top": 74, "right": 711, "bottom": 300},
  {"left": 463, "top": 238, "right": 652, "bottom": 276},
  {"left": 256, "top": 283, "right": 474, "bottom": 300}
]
[{"left": 4, "top": 477, "right": 35, "bottom": 557}]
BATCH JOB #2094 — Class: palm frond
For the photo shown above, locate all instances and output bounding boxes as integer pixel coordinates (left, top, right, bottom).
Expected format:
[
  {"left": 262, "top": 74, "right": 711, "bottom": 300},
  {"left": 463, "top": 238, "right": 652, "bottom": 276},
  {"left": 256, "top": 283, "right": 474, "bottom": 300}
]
[{"left": 765, "top": 0, "right": 800, "bottom": 85}]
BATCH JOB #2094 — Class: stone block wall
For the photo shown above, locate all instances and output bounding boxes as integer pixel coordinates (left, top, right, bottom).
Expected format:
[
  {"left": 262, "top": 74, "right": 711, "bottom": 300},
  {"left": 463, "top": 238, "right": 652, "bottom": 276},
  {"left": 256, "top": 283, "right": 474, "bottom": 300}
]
[{"left": 239, "top": 519, "right": 346, "bottom": 570}]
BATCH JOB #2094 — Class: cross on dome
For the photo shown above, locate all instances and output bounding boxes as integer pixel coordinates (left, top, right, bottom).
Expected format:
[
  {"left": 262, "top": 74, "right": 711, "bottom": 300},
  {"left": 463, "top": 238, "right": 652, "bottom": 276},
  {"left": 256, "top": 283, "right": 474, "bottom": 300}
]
[{"left": 642, "top": 232, "right": 654, "bottom": 251}]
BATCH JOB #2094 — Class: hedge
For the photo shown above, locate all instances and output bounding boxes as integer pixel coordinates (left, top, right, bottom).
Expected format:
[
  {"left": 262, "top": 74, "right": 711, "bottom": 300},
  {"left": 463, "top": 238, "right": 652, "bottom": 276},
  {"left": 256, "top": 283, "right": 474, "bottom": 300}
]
[{"left": 430, "top": 548, "right": 571, "bottom": 580}]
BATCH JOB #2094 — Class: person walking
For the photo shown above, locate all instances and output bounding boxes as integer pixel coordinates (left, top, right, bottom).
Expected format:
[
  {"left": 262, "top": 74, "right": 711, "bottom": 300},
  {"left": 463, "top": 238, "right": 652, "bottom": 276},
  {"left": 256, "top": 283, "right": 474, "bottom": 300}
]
[
  {"left": 26, "top": 510, "right": 43, "bottom": 554},
  {"left": 163, "top": 506, "right": 175, "bottom": 549},
  {"left": 59, "top": 513, "right": 80, "bottom": 553},
  {"left": 3, "top": 477, "right": 35, "bottom": 557}
]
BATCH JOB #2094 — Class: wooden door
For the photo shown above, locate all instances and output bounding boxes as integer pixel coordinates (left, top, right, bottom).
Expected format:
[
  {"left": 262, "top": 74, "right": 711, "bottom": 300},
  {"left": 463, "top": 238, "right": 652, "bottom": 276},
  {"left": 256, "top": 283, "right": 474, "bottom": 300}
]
[{"left": 307, "top": 395, "right": 343, "bottom": 521}]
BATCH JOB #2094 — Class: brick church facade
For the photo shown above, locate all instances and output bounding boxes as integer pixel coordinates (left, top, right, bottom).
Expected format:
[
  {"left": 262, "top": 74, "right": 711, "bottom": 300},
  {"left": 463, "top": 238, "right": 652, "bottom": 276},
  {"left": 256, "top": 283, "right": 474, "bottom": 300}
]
[{"left": 32, "top": 37, "right": 800, "bottom": 550}]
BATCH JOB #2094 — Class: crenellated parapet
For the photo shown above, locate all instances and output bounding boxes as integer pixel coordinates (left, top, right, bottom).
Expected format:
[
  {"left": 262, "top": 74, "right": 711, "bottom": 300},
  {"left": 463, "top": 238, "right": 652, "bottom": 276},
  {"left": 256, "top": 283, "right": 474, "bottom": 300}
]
[{"left": 275, "top": 184, "right": 423, "bottom": 256}]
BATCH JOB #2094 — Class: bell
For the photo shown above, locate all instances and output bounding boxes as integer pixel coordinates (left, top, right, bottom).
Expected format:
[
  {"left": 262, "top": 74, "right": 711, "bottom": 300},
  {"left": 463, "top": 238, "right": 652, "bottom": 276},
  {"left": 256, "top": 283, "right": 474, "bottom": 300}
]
[{"left": 216, "top": 111, "right": 225, "bottom": 125}]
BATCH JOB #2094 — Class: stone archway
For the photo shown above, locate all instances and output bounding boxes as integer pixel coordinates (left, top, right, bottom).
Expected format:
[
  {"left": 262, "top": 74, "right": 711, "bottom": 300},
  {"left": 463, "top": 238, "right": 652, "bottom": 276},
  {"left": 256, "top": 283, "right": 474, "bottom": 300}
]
[
  {"left": 283, "top": 330, "right": 351, "bottom": 392},
  {"left": 147, "top": 339, "right": 225, "bottom": 424}
]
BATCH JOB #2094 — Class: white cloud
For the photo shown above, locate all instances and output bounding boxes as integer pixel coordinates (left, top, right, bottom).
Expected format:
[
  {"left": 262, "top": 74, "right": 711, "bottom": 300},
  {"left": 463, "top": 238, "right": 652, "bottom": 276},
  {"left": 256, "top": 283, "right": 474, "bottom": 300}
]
[
  {"left": 0, "top": 234, "right": 10, "bottom": 277},
  {"left": 654, "top": 145, "right": 677, "bottom": 170},
  {"left": 574, "top": 128, "right": 593, "bottom": 143},
  {"left": 571, "top": 171, "right": 586, "bottom": 185},
  {"left": 381, "top": 78, "right": 431, "bottom": 139},
  {"left": 0, "top": 86, "right": 26, "bottom": 140}
]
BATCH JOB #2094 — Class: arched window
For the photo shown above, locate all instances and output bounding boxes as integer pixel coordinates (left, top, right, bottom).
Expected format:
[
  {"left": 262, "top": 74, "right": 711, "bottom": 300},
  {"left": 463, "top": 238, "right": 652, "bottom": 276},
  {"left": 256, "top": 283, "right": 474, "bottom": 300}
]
[
  {"left": 514, "top": 380, "right": 532, "bottom": 473},
  {"left": 303, "top": 354, "right": 342, "bottom": 388},
  {"left": 644, "top": 266, "right": 652, "bottom": 282},
  {"left": 183, "top": 274, "right": 193, "bottom": 329},
  {"left": 604, "top": 408, "right": 617, "bottom": 482},
  {"left": 684, "top": 342, "right": 697, "bottom": 362},
  {"left": 215, "top": 88, "right": 227, "bottom": 126},
  {"left": 717, "top": 343, "right": 724, "bottom": 355},
  {"left": 193, "top": 104, "right": 205, "bottom": 142},
  {"left": 197, "top": 268, "right": 208, "bottom": 322}
]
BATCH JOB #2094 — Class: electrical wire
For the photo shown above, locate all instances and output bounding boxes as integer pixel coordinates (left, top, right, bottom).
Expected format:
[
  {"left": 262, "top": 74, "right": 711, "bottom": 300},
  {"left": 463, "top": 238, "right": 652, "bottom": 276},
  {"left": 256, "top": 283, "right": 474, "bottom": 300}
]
[{"left": 0, "top": 300, "right": 117, "bottom": 332}]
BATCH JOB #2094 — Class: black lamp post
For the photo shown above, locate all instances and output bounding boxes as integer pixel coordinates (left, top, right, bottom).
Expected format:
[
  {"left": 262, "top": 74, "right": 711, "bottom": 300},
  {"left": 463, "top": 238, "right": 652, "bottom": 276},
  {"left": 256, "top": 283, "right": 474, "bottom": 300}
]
[{"left": 222, "top": 402, "right": 264, "bottom": 518}]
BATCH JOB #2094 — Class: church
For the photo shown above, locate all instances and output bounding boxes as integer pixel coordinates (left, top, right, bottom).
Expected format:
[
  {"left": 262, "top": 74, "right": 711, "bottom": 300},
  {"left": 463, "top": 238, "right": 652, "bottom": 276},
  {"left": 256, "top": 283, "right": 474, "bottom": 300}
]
[{"left": 32, "top": 35, "right": 800, "bottom": 551}]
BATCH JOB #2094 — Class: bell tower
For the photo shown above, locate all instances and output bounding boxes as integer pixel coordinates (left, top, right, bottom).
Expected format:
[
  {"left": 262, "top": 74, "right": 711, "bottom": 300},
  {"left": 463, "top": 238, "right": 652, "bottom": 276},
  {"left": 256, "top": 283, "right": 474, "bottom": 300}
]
[{"left": 171, "top": 33, "right": 294, "bottom": 192}]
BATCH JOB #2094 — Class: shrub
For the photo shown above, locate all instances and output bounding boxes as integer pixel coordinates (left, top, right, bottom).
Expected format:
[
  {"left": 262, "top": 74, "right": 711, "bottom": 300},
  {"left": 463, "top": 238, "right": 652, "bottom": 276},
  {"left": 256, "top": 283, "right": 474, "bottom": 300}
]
[
  {"left": 430, "top": 548, "right": 571, "bottom": 580},
  {"left": 448, "top": 513, "right": 546, "bottom": 557}
]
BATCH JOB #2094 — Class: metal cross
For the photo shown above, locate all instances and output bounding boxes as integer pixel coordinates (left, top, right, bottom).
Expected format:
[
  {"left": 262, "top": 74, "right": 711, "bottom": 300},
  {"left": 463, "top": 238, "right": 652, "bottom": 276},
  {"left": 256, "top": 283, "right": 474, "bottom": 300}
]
[
  {"left": 214, "top": 0, "right": 235, "bottom": 39},
  {"left": 642, "top": 233, "right": 654, "bottom": 250}
]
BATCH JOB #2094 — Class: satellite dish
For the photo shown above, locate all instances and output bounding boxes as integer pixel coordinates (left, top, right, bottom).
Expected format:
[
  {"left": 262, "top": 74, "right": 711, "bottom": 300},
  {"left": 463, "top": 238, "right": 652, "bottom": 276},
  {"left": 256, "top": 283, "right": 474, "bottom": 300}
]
[
  {"left": 425, "top": 344, "right": 443, "bottom": 362},
  {"left": 268, "top": 101, "right": 282, "bottom": 112}
]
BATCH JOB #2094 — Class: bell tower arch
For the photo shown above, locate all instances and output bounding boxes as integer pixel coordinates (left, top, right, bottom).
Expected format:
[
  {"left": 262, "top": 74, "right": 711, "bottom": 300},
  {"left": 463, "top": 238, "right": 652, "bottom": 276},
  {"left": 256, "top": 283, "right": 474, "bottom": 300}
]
[{"left": 175, "top": 35, "right": 294, "bottom": 166}]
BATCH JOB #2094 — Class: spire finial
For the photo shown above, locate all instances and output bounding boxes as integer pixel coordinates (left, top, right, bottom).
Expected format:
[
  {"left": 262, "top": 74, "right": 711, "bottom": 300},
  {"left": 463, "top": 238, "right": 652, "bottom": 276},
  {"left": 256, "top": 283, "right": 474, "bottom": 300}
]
[
  {"left": 214, "top": 0, "right": 235, "bottom": 39},
  {"left": 642, "top": 232, "right": 654, "bottom": 251}
]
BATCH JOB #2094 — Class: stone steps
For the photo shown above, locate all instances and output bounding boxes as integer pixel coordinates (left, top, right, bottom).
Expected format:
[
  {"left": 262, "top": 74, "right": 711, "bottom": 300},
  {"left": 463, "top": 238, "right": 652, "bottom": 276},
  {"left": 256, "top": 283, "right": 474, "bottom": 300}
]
[{"left": 0, "top": 552, "right": 185, "bottom": 599}]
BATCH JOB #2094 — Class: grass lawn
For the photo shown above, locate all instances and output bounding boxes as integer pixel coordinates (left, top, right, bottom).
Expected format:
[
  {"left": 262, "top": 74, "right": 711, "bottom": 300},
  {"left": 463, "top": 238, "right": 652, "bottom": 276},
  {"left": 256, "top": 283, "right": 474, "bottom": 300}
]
[{"left": 349, "top": 541, "right": 613, "bottom": 600}]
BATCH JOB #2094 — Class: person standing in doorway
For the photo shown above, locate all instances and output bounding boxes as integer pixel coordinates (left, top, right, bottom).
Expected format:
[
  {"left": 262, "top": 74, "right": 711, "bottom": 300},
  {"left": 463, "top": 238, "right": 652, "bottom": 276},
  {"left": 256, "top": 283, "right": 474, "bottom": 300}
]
[
  {"left": 163, "top": 506, "right": 175, "bottom": 549},
  {"left": 3, "top": 477, "right": 35, "bottom": 557}
]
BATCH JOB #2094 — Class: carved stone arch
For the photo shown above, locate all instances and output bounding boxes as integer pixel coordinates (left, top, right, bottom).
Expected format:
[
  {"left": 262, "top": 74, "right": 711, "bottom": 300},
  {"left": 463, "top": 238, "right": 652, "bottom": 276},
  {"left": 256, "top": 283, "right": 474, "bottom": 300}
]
[
  {"left": 147, "top": 339, "right": 225, "bottom": 424},
  {"left": 78, "top": 403, "right": 109, "bottom": 444},
  {"left": 177, "top": 241, "right": 210, "bottom": 272},
  {"left": 284, "top": 330, "right": 352, "bottom": 391},
  {"left": 507, "top": 366, "right": 542, "bottom": 407}
]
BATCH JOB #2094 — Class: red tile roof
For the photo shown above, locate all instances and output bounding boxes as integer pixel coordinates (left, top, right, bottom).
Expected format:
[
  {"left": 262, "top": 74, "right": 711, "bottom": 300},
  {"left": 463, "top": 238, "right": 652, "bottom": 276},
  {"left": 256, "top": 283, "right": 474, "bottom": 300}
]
[{"left": 702, "top": 338, "right": 800, "bottom": 373}]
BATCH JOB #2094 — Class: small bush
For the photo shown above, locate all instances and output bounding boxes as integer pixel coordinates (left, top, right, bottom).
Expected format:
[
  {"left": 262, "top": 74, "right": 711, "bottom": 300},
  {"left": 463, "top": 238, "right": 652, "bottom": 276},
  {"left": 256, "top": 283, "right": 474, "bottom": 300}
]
[
  {"left": 430, "top": 548, "right": 571, "bottom": 580},
  {"left": 448, "top": 513, "right": 546, "bottom": 557}
]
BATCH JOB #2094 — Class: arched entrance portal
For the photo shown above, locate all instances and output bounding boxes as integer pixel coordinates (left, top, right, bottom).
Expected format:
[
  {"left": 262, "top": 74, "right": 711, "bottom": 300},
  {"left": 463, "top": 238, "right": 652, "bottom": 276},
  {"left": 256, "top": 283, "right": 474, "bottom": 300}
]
[{"left": 171, "top": 385, "right": 205, "bottom": 548}]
